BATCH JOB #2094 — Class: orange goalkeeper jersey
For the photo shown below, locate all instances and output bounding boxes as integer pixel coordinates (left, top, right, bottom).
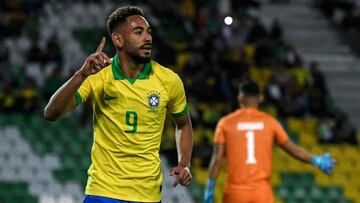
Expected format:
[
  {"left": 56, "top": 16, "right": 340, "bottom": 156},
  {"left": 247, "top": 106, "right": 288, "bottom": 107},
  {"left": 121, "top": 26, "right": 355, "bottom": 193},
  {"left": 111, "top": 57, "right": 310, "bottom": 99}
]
[{"left": 214, "top": 108, "right": 288, "bottom": 191}]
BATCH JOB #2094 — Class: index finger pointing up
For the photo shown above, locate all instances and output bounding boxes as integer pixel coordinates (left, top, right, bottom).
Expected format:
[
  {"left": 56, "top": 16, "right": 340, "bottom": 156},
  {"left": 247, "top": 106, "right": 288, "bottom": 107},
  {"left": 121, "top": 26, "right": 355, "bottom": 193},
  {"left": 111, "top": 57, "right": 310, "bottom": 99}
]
[{"left": 96, "top": 37, "right": 106, "bottom": 53}]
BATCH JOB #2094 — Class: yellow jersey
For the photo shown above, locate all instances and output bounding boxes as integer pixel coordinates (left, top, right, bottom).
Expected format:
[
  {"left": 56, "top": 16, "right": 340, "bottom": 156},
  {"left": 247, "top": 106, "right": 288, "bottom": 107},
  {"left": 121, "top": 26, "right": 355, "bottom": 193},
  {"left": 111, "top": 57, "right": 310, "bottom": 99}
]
[{"left": 75, "top": 55, "right": 188, "bottom": 202}]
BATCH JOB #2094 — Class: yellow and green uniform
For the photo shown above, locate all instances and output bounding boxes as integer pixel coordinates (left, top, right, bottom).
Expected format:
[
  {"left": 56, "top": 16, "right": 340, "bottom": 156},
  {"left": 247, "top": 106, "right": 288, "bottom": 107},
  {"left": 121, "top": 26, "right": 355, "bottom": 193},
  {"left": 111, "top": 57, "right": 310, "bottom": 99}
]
[{"left": 75, "top": 55, "right": 188, "bottom": 202}]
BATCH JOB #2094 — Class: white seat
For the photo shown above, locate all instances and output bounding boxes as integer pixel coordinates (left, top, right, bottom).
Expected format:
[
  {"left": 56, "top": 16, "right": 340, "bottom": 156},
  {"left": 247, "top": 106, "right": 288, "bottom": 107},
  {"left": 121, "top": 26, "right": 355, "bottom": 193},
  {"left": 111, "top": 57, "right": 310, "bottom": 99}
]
[
  {"left": 2, "top": 166, "right": 17, "bottom": 181},
  {"left": 0, "top": 143, "right": 11, "bottom": 154},
  {"left": 43, "top": 155, "right": 61, "bottom": 170},
  {"left": 57, "top": 196, "right": 75, "bottom": 203},
  {"left": 18, "top": 167, "right": 33, "bottom": 181},
  {"left": 14, "top": 141, "right": 32, "bottom": 155},
  {"left": 39, "top": 195, "right": 56, "bottom": 203},
  {"left": 63, "top": 182, "right": 82, "bottom": 195},
  {"left": 44, "top": 182, "right": 62, "bottom": 195},
  {"left": 25, "top": 156, "right": 43, "bottom": 169}
]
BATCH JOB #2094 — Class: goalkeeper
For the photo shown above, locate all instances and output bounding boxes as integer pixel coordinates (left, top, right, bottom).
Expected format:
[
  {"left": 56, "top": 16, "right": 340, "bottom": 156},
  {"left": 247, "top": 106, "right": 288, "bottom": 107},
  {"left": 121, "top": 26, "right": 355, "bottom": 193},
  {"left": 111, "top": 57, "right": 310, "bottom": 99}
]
[{"left": 204, "top": 80, "right": 335, "bottom": 203}]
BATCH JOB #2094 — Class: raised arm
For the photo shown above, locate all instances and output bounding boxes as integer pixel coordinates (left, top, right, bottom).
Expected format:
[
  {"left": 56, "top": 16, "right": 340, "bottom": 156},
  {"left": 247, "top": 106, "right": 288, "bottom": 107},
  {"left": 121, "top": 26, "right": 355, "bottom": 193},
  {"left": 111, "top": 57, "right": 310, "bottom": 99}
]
[
  {"left": 169, "top": 112, "right": 193, "bottom": 187},
  {"left": 44, "top": 37, "right": 111, "bottom": 121}
]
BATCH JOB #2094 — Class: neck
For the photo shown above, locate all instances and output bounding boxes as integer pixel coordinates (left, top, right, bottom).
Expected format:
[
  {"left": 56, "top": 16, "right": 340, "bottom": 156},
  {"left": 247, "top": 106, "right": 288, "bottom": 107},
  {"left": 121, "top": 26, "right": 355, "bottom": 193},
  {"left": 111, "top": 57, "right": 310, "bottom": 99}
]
[
  {"left": 117, "top": 52, "right": 144, "bottom": 78},
  {"left": 239, "top": 96, "right": 261, "bottom": 109},
  {"left": 240, "top": 103, "right": 258, "bottom": 109}
]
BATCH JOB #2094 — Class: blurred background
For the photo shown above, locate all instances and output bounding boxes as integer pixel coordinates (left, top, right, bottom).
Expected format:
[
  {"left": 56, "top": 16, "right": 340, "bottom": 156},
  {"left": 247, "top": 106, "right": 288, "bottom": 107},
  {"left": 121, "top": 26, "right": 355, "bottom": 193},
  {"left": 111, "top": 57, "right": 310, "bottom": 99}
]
[{"left": 1, "top": 0, "right": 360, "bottom": 202}]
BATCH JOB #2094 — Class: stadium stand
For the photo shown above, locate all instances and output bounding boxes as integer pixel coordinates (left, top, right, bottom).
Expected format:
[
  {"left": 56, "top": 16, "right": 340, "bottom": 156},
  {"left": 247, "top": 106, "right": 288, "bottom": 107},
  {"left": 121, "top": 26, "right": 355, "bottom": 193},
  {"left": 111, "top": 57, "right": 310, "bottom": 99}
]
[{"left": 0, "top": 0, "right": 359, "bottom": 203}]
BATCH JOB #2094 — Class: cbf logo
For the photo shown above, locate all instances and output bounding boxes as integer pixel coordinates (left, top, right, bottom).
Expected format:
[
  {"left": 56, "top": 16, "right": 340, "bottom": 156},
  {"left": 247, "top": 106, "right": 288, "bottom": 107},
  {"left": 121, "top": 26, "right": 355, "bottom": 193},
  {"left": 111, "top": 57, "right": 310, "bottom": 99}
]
[{"left": 147, "top": 90, "right": 160, "bottom": 108}]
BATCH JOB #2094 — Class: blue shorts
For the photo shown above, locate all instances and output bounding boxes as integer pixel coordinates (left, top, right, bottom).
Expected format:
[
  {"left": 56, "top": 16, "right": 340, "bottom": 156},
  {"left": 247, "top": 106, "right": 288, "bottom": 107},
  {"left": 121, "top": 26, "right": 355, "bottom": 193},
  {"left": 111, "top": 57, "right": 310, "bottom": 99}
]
[{"left": 83, "top": 195, "right": 160, "bottom": 203}]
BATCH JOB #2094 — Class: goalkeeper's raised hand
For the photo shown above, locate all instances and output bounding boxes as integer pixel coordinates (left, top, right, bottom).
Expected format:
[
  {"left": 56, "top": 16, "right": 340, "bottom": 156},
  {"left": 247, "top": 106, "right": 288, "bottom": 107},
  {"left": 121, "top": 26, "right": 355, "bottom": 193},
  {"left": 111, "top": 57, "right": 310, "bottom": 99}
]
[{"left": 311, "top": 153, "right": 336, "bottom": 175}]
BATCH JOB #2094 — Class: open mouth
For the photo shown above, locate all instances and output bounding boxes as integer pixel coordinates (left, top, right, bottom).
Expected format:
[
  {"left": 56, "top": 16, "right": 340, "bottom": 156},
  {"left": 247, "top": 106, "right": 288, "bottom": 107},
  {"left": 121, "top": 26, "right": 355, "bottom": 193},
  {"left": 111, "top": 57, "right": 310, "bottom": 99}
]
[{"left": 141, "top": 44, "right": 152, "bottom": 50}]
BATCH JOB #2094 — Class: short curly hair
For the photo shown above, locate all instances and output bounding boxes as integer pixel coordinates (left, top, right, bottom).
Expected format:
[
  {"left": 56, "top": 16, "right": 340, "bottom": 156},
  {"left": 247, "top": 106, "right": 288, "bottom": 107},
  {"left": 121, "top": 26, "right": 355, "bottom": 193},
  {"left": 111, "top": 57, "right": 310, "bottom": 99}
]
[{"left": 107, "top": 6, "right": 144, "bottom": 34}]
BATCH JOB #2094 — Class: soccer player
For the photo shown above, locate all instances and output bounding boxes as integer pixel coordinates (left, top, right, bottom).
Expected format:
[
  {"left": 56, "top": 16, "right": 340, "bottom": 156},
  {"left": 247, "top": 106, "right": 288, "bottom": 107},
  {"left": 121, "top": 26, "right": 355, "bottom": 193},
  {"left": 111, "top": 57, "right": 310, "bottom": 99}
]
[
  {"left": 44, "top": 6, "right": 193, "bottom": 203},
  {"left": 204, "top": 80, "right": 335, "bottom": 203}
]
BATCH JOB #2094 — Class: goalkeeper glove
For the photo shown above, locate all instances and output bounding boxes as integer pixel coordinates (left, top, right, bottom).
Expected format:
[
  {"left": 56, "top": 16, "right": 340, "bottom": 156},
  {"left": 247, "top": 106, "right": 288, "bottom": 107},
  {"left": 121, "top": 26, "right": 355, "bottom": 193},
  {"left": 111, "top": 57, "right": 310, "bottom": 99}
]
[
  {"left": 311, "top": 153, "right": 336, "bottom": 175},
  {"left": 204, "top": 178, "right": 216, "bottom": 203}
]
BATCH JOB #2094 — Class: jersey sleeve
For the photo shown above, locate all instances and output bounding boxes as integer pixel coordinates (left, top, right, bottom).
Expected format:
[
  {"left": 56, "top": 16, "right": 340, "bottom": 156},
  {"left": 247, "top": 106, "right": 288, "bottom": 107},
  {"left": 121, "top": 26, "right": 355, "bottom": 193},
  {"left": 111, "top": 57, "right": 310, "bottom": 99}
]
[
  {"left": 74, "top": 76, "right": 93, "bottom": 105},
  {"left": 168, "top": 74, "right": 188, "bottom": 118},
  {"left": 272, "top": 118, "right": 289, "bottom": 145},
  {"left": 214, "top": 119, "right": 226, "bottom": 144}
]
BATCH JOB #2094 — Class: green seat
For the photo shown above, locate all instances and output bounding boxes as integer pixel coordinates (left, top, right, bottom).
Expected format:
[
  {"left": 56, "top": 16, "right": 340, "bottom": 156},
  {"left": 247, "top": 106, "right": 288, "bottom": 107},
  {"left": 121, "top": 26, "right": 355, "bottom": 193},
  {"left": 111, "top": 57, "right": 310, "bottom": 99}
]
[
  {"left": 39, "top": 128, "right": 54, "bottom": 143},
  {"left": 292, "top": 186, "right": 307, "bottom": 200},
  {"left": 21, "top": 128, "right": 36, "bottom": 140},
  {"left": 308, "top": 185, "right": 323, "bottom": 201},
  {"left": 302, "top": 200, "right": 317, "bottom": 203},
  {"left": 0, "top": 182, "right": 9, "bottom": 195},
  {"left": 73, "top": 29, "right": 109, "bottom": 55},
  {"left": 8, "top": 113, "right": 25, "bottom": 127},
  {"left": 27, "top": 196, "right": 38, "bottom": 203},
  {"left": 0, "top": 113, "right": 8, "bottom": 126},
  {"left": 283, "top": 198, "right": 303, "bottom": 203},
  {"left": 58, "top": 129, "right": 73, "bottom": 144},
  {"left": 324, "top": 186, "right": 343, "bottom": 200},
  {"left": 281, "top": 172, "right": 313, "bottom": 186},
  {"left": 11, "top": 183, "right": 28, "bottom": 195},
  {"left": 341, "top": 199, "right": 354, "bottom": 203},
  {"left": 300, "top": 172, "right": 314, "bottom": 186},
  {"left": 73, "top": 169, "right": 88, "bottom": 186},
  {"left": 78, "top": 129, "right": 91, "bottom": 143},
  {"left": 280, "top": 173, "right": 297, "bottom": 186},
  {"left": 51, "top": 142, "right": 65, "bottom": 154},
  {"left": 320, "top": 199, "right": 354, "bottom": 203},
  {"left": 68, "top": 142, "right": 83, "bottom": 156},
  {"left": 28, "top": 115, "right": 43, "bottom": 128},
  {"left": 61, "top": 156, "right": 78, "bottom": 169},
  {"left": 79, "top": 157, "right": 91, "bottom": 170},
  {"left": 275, "top": 185, "right": 293, "bottom": 199},
  {"left": 317, "top": 200, "right": 341, "bottom": 203},
  {"left": 54, "top": 168, "right": 74, "bottom": 182},
  {"left": 0, "top": 182, "right": 38, "bottom": 203},
  {"left": 3, "top": 196, "right": 15, "bottom": 203},
  {"left": 32, "top": 141, "right": 47, "bottom": 154},
  {"left": 9, "top": 194, "right": 38, "bottom": 203}
]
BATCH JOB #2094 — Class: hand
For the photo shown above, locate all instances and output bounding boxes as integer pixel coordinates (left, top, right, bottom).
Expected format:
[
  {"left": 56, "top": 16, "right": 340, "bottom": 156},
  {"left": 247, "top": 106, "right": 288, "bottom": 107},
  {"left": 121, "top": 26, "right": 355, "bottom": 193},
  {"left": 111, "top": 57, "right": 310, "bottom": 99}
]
[
  {"left": 79, "top": 37, "right": 112, "bottom": 77},
  {"left": 311, "top": 153, "right": 336, "bottom": 175},
  {"left": 169, "top": 165, "right": 192, "bottom": 187},
  {"left": 204, "top": 178, "right": 216, "bottom": 203}
]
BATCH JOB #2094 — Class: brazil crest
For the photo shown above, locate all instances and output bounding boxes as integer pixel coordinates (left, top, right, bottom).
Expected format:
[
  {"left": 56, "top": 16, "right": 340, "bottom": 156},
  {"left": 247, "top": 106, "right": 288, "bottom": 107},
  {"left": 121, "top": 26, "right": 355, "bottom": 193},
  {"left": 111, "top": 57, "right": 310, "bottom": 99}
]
[{"left": 148, "top": 90, "right": 160, "bottom": 112}]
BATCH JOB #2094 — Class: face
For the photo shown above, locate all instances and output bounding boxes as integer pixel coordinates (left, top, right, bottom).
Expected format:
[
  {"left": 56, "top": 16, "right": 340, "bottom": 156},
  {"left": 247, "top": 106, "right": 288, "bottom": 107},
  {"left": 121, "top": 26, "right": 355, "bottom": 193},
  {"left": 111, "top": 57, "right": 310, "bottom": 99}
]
[{"left": 117, "top": 15, "right": 152, "bottom": 64}]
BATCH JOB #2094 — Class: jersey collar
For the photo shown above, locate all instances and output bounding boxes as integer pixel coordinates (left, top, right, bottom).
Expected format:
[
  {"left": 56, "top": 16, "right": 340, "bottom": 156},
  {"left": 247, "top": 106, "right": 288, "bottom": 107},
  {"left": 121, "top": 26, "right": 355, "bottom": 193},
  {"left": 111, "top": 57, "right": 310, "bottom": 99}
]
[{"left": 112, "top": 54, "right": 152, "bottom": 83}]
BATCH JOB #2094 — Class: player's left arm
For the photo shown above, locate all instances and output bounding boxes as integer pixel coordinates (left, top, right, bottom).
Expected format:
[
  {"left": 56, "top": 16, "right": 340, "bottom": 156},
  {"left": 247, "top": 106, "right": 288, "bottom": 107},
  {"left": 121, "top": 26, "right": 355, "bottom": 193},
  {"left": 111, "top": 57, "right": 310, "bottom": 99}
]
[
  {"left": 170, "top": 112, "right": 193, "bottom": 187},
  {"left": 280, "top": 140, "right": 312, "bottom": 163},
  {"left": 280, "top": 138, "right": 336, "bottom": 175},
  {"left": 273, "top": 118, "right": 335, "bottom": 175}
]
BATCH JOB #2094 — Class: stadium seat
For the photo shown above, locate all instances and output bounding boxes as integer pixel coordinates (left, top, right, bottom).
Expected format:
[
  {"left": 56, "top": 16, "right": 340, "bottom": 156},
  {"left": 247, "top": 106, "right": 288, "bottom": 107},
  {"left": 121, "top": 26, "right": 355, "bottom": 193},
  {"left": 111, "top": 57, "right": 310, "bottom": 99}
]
[
  {"left": 0, "top": 114, "right": 8, "bottom": 126},
  {"left": 280, "top": 172, "right": 314, "bottom": 187},
  {"left": 54, "top": 168, "right": 74, "bottom": 183},
  {"left": 0, "top": 182, "right": 38, "bottom": 203},
  {"left": 324, "top": 186, "right": 343, "bottom": 200},
  {"left": 276, "top": 185, "right": 292, "bottom": 200}
]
